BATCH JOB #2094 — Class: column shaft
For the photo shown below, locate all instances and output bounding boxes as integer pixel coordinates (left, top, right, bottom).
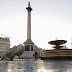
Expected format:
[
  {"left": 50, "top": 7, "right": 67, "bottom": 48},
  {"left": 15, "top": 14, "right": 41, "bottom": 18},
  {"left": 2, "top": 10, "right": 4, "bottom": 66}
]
[{"left": 27, "top": 11, "right": 31, "bottom": 40}]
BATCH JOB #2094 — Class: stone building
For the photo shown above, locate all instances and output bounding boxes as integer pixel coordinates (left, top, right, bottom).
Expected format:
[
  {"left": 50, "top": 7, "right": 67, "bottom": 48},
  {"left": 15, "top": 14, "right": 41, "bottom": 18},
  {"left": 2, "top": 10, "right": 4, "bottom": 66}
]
[{"left": 0, "top": 37, "right": 10, "bottom": 57}]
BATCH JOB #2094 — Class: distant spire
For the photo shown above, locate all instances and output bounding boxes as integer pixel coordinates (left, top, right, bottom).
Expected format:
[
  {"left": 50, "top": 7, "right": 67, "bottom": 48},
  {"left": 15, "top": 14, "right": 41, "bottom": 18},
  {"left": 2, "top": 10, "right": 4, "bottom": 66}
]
[
  {"left": 56, "top": 38, "right": 58, "bottom": 40},
  {"left": 71, "top": 37, "right": 72, "bottom": 48},
  {"left": 1, "top": 34, "right": 2, "bottom": 36}
]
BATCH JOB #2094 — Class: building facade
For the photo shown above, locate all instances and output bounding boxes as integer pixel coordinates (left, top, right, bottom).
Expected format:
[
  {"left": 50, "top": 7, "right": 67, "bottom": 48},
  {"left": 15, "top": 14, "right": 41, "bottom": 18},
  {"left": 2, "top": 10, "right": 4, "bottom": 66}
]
[{"left": 0, "top": 37, "right": 10, "bottom": 57}]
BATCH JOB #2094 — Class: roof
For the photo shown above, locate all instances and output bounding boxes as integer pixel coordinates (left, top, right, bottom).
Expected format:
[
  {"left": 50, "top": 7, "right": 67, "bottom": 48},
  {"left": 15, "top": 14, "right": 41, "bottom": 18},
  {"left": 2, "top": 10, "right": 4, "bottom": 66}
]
[{"left": 24, "top": 39, "right": 34, "bottom": 45}]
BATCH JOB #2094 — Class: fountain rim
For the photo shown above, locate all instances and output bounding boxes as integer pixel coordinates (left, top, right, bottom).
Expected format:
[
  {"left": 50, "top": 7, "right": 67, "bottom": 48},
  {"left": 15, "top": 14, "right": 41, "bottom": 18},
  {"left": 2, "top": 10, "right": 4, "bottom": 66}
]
[{"left": 48, "top": 40, "right": 67, "bottom": 45}]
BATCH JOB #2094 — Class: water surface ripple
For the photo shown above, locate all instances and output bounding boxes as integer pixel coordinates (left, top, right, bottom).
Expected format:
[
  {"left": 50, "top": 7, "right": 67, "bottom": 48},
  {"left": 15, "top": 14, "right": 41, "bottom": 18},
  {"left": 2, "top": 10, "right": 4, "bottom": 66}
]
[{"left": 0, "top": 59, "right": 72, "bottom": 72}]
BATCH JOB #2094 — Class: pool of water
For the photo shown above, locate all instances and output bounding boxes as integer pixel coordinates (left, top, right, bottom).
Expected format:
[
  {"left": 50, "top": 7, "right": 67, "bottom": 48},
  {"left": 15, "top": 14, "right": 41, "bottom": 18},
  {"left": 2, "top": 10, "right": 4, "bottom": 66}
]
[{"left": 0, "top": 59, "right": 72, "bottom": 72}]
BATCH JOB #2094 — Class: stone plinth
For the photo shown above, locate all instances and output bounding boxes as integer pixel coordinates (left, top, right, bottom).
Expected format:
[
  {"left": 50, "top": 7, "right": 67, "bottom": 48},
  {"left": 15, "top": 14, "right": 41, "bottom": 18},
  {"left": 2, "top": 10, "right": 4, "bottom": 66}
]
[{"left": 20, "top": 51, "right": 34, "bottom": 59}]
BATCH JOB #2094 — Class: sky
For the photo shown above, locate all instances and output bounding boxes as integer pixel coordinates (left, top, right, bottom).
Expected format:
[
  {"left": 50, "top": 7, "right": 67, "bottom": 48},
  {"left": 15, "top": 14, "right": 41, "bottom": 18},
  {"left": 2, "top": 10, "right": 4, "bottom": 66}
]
[{"left": 0, "top": 0, "right": 72, "bottom": 49}]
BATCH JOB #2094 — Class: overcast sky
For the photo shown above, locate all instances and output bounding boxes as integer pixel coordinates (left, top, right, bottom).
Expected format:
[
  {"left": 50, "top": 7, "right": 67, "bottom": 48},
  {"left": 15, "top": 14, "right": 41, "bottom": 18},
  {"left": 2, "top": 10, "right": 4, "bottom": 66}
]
[{"left": 0, "top": 0, "right": 72, "bottom": 49}]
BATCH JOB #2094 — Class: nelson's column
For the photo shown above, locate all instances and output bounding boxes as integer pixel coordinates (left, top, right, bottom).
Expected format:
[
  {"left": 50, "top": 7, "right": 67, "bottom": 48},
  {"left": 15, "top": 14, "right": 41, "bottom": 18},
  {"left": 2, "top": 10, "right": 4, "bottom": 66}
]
[{"left": 20, "top": 2, "right": 35, "bottom": 58}]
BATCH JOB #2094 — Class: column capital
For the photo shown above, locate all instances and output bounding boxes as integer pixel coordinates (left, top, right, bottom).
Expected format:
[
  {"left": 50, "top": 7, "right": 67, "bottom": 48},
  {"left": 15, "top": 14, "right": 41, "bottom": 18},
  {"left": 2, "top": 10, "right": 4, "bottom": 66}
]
[{"left": 26, "top": 2, "right": 32, "bottom": 11}]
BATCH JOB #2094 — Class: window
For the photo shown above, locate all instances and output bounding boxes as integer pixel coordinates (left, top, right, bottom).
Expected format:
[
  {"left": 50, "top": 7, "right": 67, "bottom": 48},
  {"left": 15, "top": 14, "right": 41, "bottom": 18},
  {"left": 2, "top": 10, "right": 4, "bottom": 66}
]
[
  {"left": 25, "top": 45, "right": 30, "bottom": 51},
  {"left": 31, "top": 45, "right": 33, "bottom": 51}
]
